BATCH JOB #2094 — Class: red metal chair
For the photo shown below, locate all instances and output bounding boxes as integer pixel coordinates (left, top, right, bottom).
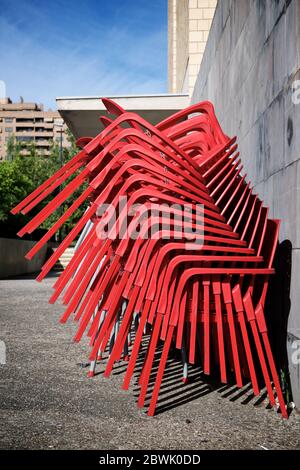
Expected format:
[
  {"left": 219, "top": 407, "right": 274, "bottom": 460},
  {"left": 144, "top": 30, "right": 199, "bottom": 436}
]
[{"left": 11, "top": 98, "right": 288, "bottom": 419}]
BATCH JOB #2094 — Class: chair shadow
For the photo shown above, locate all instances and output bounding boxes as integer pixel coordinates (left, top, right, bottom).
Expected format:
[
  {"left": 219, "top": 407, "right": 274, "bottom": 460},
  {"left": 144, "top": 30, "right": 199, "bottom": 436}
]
[
  {"left": 265, "top": 239, "right": 293, "bottom": 404},
  {"left": 128, "top": 350, "right": 277, "bottom": 416},
  {"left": 91, "top": 240, "right": 293, "bottom": 416}
]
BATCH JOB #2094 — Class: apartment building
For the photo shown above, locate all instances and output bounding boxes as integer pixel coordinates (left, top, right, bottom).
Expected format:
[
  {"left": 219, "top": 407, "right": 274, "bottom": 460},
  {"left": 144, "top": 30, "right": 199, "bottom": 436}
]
[
  {"left": 168, "top": 0, "right": 216, "bottom": 96},
  {"left": 0, "top": 97, "right": 70, "bottom": 160}
]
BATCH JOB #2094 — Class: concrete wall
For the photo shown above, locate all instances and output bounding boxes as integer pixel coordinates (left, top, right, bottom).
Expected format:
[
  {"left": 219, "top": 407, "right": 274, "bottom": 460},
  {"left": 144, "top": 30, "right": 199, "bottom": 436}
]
[
  {"left": 192, "top": 0, "right": 300, "bottom": 407},
  {"left": 0, "top": 238, "right": 47, "bottom": 278},
  {"left": 176, "top": 0, "right": 189, "bottom": 92},
  {"left": 168, "top": 0, "right": 217, "bottom": 95},
  {"left": 168, "top": 0, "right": 177, "bottom": 93},
  {"left": 188, "top": 0, "right": 217, "bottom": 95}
]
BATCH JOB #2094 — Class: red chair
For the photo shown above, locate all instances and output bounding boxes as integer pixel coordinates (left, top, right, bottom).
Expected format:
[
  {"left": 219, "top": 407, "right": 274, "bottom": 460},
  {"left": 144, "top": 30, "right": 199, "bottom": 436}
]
[{"left": 11, "top": 98, "right": 288, "bottom": 419}]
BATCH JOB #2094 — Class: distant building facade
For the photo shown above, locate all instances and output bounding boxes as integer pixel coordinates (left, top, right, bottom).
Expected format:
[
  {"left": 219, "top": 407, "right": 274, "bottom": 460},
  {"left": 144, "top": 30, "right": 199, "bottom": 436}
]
[
  {"left": 0, "top": 97, "right": 70, "bottom": 160},
  {"left": 168, "top": 0, "right": 216, "bottom": 96}
]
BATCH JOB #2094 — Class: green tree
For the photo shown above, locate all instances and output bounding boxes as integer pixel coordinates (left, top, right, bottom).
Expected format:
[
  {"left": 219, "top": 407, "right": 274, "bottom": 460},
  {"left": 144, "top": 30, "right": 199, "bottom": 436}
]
[{"left": 0, "top": 131, "right": 87, "bottom": 240}]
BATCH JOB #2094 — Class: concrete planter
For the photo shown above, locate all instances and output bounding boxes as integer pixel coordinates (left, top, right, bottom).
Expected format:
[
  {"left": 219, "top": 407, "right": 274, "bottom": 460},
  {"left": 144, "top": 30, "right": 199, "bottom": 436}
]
[{"left": 0, "top": 238, "right": 47, "bottom": 278}]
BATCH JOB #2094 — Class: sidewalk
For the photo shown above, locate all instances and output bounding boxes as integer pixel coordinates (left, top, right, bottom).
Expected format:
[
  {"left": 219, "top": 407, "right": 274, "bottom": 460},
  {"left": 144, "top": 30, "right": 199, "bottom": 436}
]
[{"left": 0, "top": 275, "right": 299, "bottom": 450}]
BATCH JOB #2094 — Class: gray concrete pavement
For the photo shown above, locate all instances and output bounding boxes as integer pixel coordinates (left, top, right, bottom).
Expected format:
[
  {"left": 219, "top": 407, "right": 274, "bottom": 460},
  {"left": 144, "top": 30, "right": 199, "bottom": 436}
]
[{"left": 0, "top": 274, "right": 300, "bottom": 450}]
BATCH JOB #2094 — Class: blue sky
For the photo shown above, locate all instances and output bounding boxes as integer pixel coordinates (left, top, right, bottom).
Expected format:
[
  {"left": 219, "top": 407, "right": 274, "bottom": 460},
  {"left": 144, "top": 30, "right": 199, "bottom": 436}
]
[{"left": 0, "top": 0, "right": 167, "bottom": 109}]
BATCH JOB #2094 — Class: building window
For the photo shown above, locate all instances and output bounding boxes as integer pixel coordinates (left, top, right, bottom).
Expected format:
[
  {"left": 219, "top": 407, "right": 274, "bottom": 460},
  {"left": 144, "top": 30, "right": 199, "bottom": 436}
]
[
  {"left": 4, "top": 118, "right": 13, "bottom": 123},
  {"left": 5, "top": 127, "right": 13, "bottom": 132},
  {"left": 16, "top": 136, "right": 34, "bottom": 142},
  {"left": 16, "top": 118, "right": 34, "bottom": 123},
  {"left": 16, "top": 128, "right": 34, "bottom": 133}
]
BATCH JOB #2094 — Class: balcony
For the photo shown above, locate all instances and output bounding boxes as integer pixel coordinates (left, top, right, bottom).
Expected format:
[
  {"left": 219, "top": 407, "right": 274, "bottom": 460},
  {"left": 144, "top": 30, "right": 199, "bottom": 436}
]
[
  {"left": 35, "top": 123, "right": 53, "bottom": 130},
  {"left": 34, "top": 131, "right": 53, "bottom": 137},
  {"left": 35, "top": 140, "right": 52, "bottom": 146},
  {"left": 16, "top": 119, "right": 35, "bottom": 124},
  {"left": 16, "top": 128, "right": 34, "bottom": 133},
  {"left": 16, "top": 136, "right": 34, "bottom": 143}
]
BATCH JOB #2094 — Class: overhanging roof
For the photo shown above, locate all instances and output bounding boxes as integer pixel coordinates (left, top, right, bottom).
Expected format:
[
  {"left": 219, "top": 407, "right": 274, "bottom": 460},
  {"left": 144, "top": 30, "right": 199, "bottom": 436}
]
[{"left": 56, "top": 93, "right": 190, "bottom": 138}]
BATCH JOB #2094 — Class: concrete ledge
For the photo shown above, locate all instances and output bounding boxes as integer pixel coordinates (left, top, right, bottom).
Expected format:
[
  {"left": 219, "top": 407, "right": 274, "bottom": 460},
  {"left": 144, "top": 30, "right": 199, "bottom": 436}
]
[
  {"left": 56, "top": 93, "right": 190, "bottom": 138},
  {"left": 0, "top": 238, "right": 47, "bottom": 278},
  {"left": 191, "top": 0, "right": 300, "bottom": 409}
]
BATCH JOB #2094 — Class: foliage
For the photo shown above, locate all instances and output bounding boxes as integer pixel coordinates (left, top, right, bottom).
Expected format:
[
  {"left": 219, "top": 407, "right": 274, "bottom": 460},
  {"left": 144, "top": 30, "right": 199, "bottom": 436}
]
[{"left": 0, "top": 132, "right": 87, "bottom": 240}]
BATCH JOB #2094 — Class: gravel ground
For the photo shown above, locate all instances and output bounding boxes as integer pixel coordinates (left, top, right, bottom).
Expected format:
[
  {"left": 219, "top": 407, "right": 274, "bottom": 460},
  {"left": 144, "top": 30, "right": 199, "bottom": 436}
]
[{"left": 0, "top": 274, "right": 299, "bottom": 450}]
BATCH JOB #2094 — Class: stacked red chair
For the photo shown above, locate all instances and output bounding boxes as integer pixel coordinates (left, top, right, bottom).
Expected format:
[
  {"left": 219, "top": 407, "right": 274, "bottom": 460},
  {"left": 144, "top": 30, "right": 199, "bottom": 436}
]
[{"left": 12, "top": 98, "right": 288, "bottom": 418}]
